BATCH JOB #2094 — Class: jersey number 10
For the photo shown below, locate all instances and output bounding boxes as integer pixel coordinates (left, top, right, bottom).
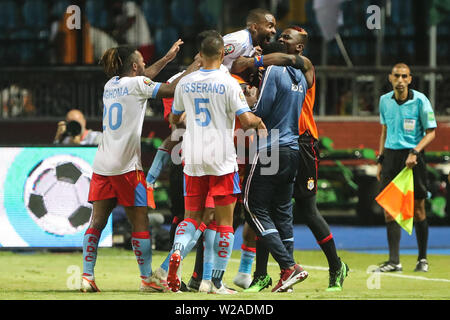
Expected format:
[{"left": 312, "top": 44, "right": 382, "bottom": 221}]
[{"left": 103, "top": 103, "right": 123, "bottom": 131}]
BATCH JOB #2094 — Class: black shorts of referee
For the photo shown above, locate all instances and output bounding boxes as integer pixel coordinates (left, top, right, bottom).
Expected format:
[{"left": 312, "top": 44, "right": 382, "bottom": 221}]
[{"left": 381, "top": 148, "right": 428, "bottom": 199}]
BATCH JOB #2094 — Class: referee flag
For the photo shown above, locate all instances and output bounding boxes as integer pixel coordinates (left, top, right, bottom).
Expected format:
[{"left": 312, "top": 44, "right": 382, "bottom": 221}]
[{"left": 375, "top": 167, "right": 414, "bottom": 235}]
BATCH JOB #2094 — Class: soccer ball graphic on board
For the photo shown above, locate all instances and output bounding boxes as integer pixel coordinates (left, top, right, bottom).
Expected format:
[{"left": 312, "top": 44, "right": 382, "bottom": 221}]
[{"left": 24, "top": 155, "right": 93, "bottom": 236}]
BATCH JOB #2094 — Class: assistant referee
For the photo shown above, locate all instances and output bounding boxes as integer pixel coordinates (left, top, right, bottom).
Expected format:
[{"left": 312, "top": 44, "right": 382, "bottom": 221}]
[{"left": 376, "top": 63, "right": 437, "bottom": 273}]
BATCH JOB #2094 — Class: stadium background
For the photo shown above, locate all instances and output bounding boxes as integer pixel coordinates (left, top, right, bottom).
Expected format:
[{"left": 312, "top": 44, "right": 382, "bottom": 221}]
[{"left": 0, "top": 0, "right": 449, "bottom": 252}]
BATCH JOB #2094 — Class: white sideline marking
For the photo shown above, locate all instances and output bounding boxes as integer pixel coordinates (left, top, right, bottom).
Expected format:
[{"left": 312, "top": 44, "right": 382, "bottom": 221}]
[
  {"left": 230, "top": 259, "right": 450, "bottom": 283},
  {"left": 375, "top": 272, "right": 450, "bottom": 283}
]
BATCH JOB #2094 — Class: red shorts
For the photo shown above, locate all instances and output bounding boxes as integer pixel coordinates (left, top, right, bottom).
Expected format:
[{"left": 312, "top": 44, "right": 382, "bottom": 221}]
[
  {"left": 184, "top": 172, "right": 240, "bottom": 211},
  {"left": 236, "top": 163, "right": 246, "bottom": 203},
  {"left": 88, "top": 170, "right": 150, "bottom": 207},
  {"left": 205, "top": 193, "right": 215, "bottom": 209}
]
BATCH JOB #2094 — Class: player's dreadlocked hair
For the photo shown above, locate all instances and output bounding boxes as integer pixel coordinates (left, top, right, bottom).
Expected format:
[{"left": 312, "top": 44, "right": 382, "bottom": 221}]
[{"left": 99, "top": 46, "right": 138, "bottom": 78}]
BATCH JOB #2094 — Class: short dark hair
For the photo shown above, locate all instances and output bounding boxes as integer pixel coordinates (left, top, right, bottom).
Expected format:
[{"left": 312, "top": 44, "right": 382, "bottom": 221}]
[
  {"left": 246, "top": 8, "right": 273, "bottom": 26},
  {"left": 391, "top": 63, "right": 411, "bottom": 74},
  {"left": 200, "top": 35, "right": 224, "bottom": 58},
  {"left": 196, "top": 30, "right": 222, "bottom": 51}
]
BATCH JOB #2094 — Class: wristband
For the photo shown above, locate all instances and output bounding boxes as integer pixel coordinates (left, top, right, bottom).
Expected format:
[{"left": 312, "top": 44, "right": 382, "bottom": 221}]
[
  {"left": 293, "top": 55, "right": 305, "bottom": 71},
  {"left": 254, "top": 55, "right": 264, "bottom": 68},
  {"left": 376, "top": 154, "right": 384, "bottom": 164},
  {"left": 409, "top": 149, "right": 420, "bottom": 156}
]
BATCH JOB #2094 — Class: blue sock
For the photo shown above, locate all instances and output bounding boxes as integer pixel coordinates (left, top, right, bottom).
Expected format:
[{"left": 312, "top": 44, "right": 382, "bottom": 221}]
[
  {"left": 238, "top": 244, "right": 256, "bottom": 274},
  {"left": 212, "top": 225, "right": 234, "bottom": 287},
  {"left": 203, "top": 222, "right": 217, "bottom": 281},
  {"left": 172, "top": 218, "right": 198, "bottom": 258},
  {"left": 146, "top": 148, "right": 170, "bottom": 184},
  {"left": 160, "top": 252, "right": 171, "bottom": 272},
  {"left": 182, "top": 223, "right": 207, "bottom": 258},
  {"left": 131, "top": 231, "right": 152, "bottom": 279},
  {"left": 82, "top": 228, "right": 101, "bottom": 278}
]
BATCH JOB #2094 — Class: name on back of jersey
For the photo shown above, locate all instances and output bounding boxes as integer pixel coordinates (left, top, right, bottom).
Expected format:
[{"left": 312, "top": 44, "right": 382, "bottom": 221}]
[
  {"left": 181, "top": 82, "right": 226, "bottom": 94},
  {"left": 103, "top": 87, "right": 129, "bottom": 99}
]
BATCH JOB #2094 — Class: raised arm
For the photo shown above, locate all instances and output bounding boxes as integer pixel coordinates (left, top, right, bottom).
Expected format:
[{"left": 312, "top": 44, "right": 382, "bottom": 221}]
[
  {"left": 144, "top": 39, "right": 184, "bottom": 79},
  {"left": 155, "top": 58, "right": 201, "bottom": 99}
]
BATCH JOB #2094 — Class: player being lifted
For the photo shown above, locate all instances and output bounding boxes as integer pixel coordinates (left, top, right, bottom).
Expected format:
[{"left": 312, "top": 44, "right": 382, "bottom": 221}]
[
  {"left": 166, "top": 32, "right": 266, "bottom": 294},
  {"left": 223, "top": 8, "right": 276, "bottom": 73},
  {"left": 80, "top": 40, "right": 195, "bottom": 293},
  {"left": 222, "top": 8, "right": 277, "bottom": 289}
]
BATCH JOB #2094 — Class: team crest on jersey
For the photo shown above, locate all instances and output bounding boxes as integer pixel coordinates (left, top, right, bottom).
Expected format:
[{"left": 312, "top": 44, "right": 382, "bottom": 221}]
[
  {"left": 307, "top": 178, "right": 315, "bottom": 191},
  {"left": 239, "top": 91, "right": 246, "bottom": 103},
  {"left": 143, "top": 77, "right": 153, "bottom": 86},
  {"left": 224, "top": 44, "right": 235, "bottom": 55}
]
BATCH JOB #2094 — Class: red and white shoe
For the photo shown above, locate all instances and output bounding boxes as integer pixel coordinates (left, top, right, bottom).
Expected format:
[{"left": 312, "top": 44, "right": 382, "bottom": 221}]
[
  {"left": 272, "top": 264, "right": 308, "bottom": 293},
  {"left": 80, "top": 276, "right": 101, "bottom": 293},
  {"left": 167, "top": 251, "right": 181, "bottom": 292},
  {"left": 153, "top": 267, "right": 169, "bottom": 291},
  {"left": 209, "top": 283, "right": 238, "bottom": 295},
  {"left": 140, "top": 275, "right": 168, "bottom": 293}
]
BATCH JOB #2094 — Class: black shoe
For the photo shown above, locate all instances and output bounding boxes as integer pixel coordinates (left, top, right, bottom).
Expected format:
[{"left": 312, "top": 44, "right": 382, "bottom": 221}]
[
  {"left": 187, "top": 276, "right": 201, "bottom": 292},
  {"left": 414, "top": 259, "right": 429, "bottom": 272},
  {"left": 179, "top": 280, "right": 189, "bottom": 292},
  {"left": 374, "top": 261, "right": 402, "bottom": 272}
]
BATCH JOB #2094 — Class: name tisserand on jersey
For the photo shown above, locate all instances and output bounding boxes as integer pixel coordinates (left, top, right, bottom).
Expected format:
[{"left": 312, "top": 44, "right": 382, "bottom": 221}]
[{"left": 180, "top": 82, "right": 226, "bottom": 94}]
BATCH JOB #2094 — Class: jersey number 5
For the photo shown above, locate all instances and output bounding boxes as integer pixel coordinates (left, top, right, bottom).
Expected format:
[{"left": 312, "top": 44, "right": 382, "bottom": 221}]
[
  {"left": 103, "top": 103, "right": 123, "bottom": 131},
  {"left": 194, "top": 98, "right": 211, "bottom": 127}
]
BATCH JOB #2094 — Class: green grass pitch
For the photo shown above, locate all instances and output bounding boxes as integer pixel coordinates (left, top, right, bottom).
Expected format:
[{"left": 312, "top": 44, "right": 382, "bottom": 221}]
[{"left": 0, "top": 248, "right": 449, "bottom": 300}]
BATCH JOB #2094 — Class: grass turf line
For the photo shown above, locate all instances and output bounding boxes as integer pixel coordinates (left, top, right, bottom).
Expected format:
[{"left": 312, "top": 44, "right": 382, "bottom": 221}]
[{"left": 0, "top": 248, "right": 449, "bottom": 300}]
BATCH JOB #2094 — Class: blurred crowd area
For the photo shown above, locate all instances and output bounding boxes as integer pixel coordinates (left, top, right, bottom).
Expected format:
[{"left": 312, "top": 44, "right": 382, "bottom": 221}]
[
  {"left": 1, "top": 0, "right": 449, "bottom": 66},
  {"left": 0, "top": 0, "right": 450, "bottom": 119}
]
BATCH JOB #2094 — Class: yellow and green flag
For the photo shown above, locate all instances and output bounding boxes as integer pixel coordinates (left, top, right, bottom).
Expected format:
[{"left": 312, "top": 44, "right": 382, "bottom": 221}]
[{"left": 375, "top": 167, "right": 414, "bottom": 235}]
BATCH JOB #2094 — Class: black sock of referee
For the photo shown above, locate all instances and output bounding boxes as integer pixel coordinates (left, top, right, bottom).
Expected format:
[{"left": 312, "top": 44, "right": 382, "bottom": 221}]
[
  {"left": 298, "top": 196, "right": 341, "bottom": 272},
  {"left": 386, "top": 220, "right": 401, "bottom": 264},
  {"left": 415, "top": 219, "right": 428, "bottom": 260},
  {"left": 254, "top": 237, "right": 269, "bottom": 277}
]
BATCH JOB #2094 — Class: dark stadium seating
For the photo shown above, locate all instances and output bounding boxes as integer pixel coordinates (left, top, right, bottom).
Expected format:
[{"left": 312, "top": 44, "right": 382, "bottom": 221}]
[
  {"left": 85, "top": 0, "right": 108, "bottom": 29},
  {"left": 142, "top": 0, "right": 167, "bottom": 28},
  {"left": 0, "top": 0, "right": 17, "bottom": 30},
  {"left": 154, "top": 27, "right": 180, "bottom": 58},
  {"left": 170, "top": 0, "right": 195, "bottom": 28},
  {"left": 23, "top": 0, "right": 48, "bottom": 28}
]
